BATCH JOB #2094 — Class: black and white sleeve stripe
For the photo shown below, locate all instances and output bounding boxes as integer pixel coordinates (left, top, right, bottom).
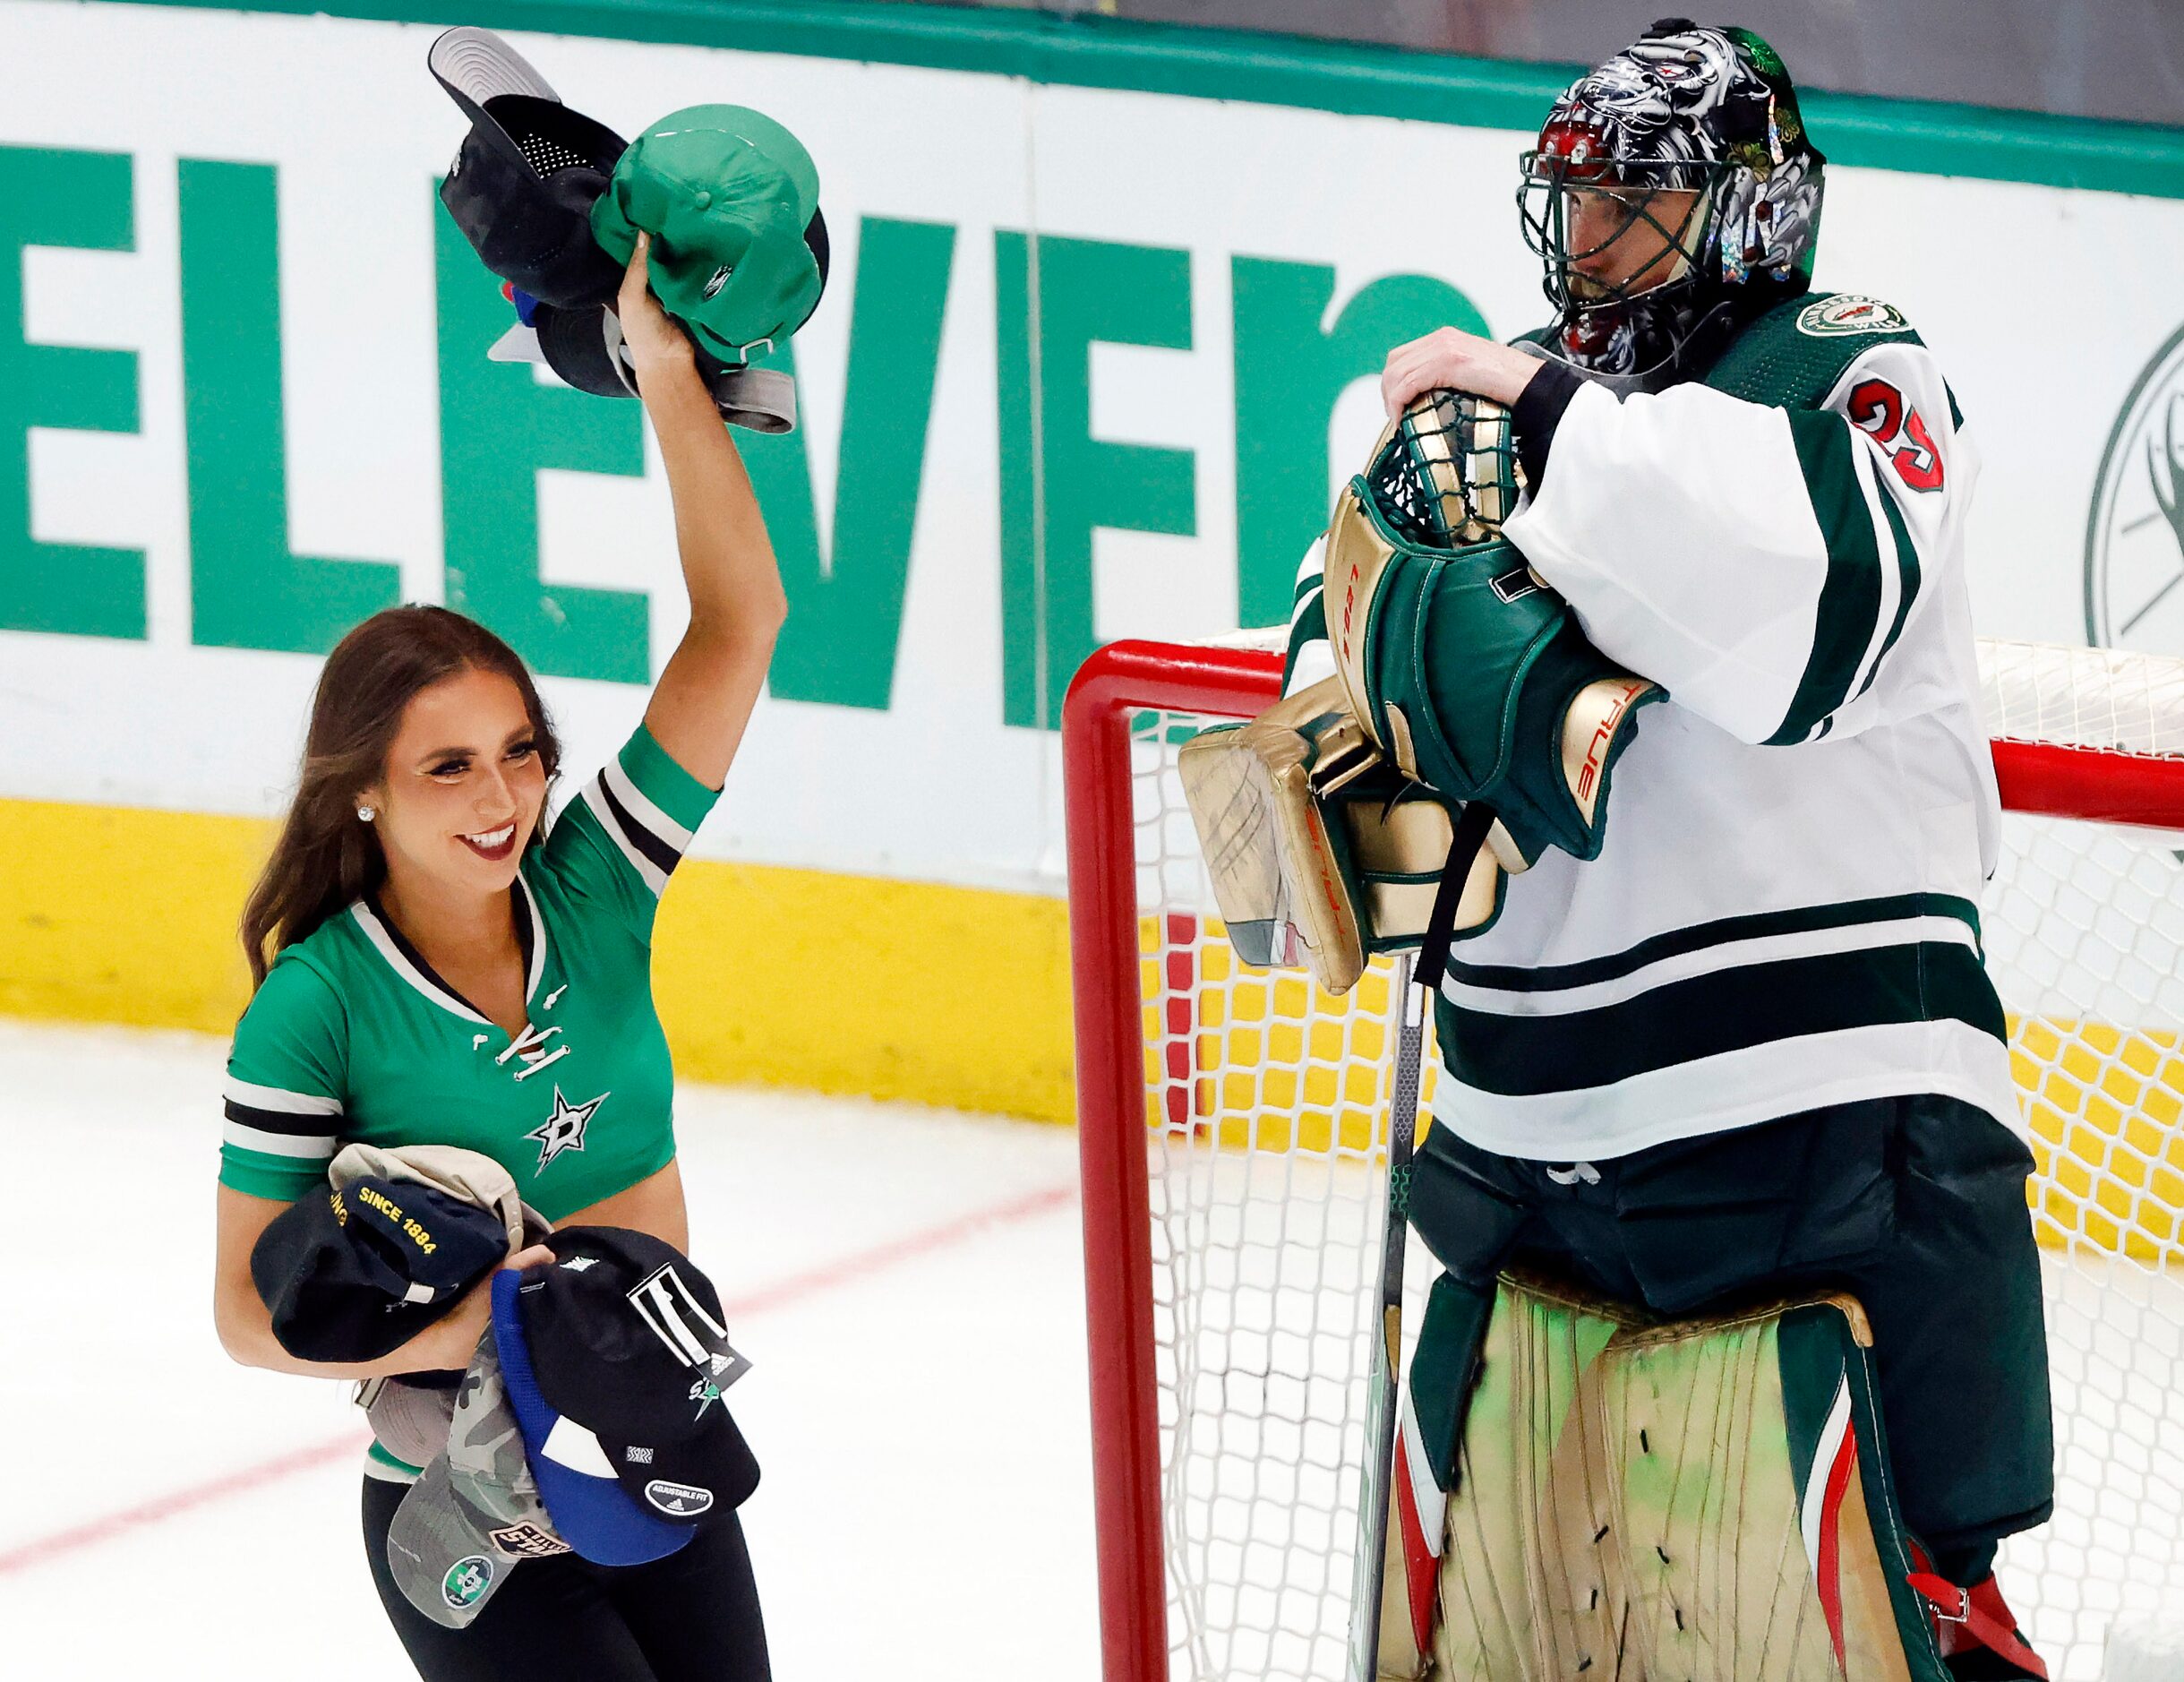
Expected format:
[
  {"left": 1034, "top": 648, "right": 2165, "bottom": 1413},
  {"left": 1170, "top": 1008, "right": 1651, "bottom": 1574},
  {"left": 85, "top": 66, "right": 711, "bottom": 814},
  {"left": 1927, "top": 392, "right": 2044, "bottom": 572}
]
[
  {"left": 222, "top": 1077, "right": 342, "bottom": 1163},
  {"left": 578, "top": 759, "right": 696, "bottom": 899}
]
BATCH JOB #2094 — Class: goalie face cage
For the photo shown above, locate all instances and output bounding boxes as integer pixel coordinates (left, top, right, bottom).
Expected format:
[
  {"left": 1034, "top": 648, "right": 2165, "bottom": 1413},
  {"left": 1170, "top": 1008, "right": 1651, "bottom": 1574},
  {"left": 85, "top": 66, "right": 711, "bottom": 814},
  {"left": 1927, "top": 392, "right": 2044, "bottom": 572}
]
[{"left": 1066, "top": 636, "right": 2184, "bottom": 1682}]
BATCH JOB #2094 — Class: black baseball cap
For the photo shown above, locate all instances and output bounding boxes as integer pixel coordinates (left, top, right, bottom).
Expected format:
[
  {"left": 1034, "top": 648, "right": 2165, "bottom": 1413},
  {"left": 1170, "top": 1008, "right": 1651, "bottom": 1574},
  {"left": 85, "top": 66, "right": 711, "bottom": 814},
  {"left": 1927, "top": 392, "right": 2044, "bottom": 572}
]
[
  {"left": 252, "top": 1175, "right": 511, "bottom": 1362},
  {"left": 430, "top": 27, "right": 629, "bottom": 309},
  {"left": 516, "top": 1228, "right": 758, "bottom": 1523}
]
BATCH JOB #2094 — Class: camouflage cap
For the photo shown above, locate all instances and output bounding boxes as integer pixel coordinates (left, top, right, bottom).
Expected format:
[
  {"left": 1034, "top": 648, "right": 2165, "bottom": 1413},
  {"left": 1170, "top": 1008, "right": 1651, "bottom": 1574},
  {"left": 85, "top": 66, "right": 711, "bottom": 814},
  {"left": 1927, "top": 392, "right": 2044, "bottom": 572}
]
[{"left": 385, "top": 1336, "right": 570, "bottom": 1630}]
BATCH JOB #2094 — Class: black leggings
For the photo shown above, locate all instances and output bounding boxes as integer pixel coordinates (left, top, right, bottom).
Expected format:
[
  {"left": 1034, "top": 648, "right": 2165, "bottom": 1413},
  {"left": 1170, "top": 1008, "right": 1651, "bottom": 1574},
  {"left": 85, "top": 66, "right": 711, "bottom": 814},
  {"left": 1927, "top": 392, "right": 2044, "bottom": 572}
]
[
  {"left": 1406, "top": 1093, "right": 2055, "bottom": 1585},
  {"left": 363, "top": 1476, "right": 771, "bottom": 1681}
]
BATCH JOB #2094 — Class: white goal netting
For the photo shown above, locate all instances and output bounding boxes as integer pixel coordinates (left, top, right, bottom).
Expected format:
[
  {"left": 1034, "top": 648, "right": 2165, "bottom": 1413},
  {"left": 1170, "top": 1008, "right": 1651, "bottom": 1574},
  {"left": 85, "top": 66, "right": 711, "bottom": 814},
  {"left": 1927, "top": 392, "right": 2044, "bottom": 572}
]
[{"left": 1092, "top": 638, "right": 2184, "bottom": 1682}]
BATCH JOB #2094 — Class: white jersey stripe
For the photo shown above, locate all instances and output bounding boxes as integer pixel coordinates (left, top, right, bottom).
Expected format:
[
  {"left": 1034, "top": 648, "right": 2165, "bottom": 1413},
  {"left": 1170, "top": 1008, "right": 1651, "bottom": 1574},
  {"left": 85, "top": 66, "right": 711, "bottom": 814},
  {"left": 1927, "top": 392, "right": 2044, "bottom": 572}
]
[
  {"left": 223, "top": 1076, "right": 341, "bottom": 1116},
  {"left": 518, "top": 870, "right": 547, "bottom": 1002},
  {"left": 1286, "top": 641, "right": 1337, "bottom": 695},
  {"left": 602, "top": 757, "right": 693, "bottom": 854},
  {"left": 223, "top": 1120, "right": 339, "bottom": 1160},
  {"left": 1438, "top": 914, "right": 1976, "bottom": 1018},
  {"left": 1428, "top": 1017, "right": 2017, "bottom": 1163},
  {"left": 580, "top": 781, "right": 670, "bottom": 898},
  {"left": 349, "top": 900, "right": 492, "bottom": 1026}
]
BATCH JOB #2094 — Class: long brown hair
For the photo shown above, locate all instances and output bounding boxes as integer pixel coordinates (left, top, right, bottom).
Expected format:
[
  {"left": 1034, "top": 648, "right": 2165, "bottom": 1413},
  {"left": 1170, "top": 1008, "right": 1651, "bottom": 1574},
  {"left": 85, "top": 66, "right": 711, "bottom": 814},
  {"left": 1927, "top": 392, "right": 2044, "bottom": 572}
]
[{"left": 240, "top": 606, "right": 562, "bottom": 988}]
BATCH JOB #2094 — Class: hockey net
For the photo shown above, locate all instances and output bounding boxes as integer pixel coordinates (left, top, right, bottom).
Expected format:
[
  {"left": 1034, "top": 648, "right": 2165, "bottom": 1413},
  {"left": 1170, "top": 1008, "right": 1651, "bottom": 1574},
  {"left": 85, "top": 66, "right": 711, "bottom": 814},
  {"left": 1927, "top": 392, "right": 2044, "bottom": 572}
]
[{"left": 1065, "top": 636, "right": 2184, "bottom": 1682}]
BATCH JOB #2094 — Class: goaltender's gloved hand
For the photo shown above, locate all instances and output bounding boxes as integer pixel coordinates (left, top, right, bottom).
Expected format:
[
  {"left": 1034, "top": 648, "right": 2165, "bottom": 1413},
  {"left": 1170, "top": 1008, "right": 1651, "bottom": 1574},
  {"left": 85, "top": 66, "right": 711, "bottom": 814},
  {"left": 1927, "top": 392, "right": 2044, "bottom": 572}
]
[{"left": 1322, "top": 388, "right": 1658, "bottom": 871}]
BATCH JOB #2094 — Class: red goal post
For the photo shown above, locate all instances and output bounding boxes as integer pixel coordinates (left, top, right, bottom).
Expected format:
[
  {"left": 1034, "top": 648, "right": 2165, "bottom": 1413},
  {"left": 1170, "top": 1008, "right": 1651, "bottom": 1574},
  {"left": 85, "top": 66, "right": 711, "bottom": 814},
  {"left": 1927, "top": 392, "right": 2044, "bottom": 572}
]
[{"left": 1065, "top": 634, "right": 2184, "bottom": 1682}]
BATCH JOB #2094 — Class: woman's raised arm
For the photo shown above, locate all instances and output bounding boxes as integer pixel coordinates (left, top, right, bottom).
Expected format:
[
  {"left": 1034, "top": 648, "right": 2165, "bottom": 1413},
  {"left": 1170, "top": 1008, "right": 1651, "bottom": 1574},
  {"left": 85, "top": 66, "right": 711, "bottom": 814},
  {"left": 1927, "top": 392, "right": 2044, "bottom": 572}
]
[{"left": 621, "top": 235, "right": 789, "bottom": 792}]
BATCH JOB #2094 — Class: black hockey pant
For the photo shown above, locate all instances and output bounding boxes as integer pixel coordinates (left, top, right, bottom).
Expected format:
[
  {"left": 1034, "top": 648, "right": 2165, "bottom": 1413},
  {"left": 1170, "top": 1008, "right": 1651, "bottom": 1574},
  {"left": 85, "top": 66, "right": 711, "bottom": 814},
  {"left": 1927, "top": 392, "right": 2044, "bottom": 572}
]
[
  {"left": 363, "top": 1475, "right": 771, "bottom": 1681},
  {"left": 1407, "top": 1092, "right": 2055, "bottom": 1585}
]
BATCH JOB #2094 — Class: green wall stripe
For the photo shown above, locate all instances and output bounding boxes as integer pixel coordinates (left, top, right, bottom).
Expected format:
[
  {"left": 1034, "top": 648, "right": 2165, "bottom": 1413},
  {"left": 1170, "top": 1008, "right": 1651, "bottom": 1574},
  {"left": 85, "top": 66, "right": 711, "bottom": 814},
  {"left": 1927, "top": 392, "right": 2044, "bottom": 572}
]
[{"left": 107, "top": 0, "right": 2184, "bottom": 198}]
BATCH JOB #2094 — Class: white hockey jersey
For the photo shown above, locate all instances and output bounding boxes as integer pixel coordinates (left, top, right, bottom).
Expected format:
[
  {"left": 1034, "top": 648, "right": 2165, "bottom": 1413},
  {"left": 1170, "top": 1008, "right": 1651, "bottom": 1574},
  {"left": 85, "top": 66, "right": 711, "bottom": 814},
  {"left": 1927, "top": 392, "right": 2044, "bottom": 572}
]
[{"left": 1286, "top": 294, "right": 2018, "bottom": 1163}]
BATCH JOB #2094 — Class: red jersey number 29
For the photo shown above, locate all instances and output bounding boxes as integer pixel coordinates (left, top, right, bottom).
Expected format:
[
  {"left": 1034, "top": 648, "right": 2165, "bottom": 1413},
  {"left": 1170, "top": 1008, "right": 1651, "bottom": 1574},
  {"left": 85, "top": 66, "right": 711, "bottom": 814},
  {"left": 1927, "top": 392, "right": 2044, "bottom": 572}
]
[{"left": 1846, "top": 378, "right": 1945, "bottom": 493}]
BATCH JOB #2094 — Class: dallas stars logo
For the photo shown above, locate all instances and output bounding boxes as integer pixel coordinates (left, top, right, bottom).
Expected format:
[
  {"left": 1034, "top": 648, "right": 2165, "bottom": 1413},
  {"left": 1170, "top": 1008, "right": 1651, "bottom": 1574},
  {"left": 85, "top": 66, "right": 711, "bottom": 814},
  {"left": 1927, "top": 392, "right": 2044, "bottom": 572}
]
[{"left": 526, "top": 1086, "right": 608, "bottom": 1171}]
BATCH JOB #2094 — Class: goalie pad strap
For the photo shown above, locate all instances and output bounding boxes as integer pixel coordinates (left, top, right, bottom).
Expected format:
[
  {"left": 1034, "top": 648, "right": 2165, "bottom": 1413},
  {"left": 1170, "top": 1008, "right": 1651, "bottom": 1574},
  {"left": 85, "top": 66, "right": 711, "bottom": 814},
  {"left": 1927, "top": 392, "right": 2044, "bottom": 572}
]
[
  {"left": 1417, "top": 800, "right": 1498, "bottom": 993},
  {"left": 1905, "top": 1571, "right": 2049, "bottom": 1680}
]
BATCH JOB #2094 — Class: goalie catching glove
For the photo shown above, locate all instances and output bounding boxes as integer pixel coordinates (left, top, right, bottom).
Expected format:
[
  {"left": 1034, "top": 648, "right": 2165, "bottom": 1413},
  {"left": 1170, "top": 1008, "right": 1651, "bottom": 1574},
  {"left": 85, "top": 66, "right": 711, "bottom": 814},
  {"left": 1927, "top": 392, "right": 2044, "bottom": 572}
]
[{"left": 1181, "top": 388, "right": 1657, "bottom": 993}]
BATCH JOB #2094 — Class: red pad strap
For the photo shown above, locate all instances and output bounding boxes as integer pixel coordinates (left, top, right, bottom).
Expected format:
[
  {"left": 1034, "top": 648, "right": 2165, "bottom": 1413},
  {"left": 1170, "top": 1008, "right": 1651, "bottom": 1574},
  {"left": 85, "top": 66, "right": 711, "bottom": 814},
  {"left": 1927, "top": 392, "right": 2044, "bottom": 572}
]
[
  {"left": 1392, "top": 1428, "right": 1441, "bottom": 1654},
  {"left": 1906, "top": 1572, "right": 2050, "bottom": 1680}
]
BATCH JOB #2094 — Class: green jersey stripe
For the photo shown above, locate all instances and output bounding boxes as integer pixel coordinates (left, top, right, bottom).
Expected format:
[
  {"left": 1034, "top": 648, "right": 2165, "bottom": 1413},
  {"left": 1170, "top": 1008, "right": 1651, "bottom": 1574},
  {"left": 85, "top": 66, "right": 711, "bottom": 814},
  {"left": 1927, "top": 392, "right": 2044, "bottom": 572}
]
[
  {"left": 365, "top": 1439, "right": 423, "bottom": 1481},
  {"left": 1435, "top": 939, "right": 2006, "bottom": 1098},
  {"left": 1440, "top": 891, "right": 1983, "bottom": 993},
  {"left": 1853, "top": 483, "right": 1922, "bottom": 705},
  {"left": 1440, "top": 912, "right": 1980, "bottom": 1020},
  {"left": 1769, "top": 412, "right": 1885, "bottom": 745}
]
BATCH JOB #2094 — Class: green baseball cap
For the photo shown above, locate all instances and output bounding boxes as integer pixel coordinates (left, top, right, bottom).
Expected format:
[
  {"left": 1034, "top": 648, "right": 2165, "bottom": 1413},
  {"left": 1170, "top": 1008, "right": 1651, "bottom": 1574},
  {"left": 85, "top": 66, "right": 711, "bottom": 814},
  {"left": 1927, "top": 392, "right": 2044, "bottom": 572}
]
[{"left": 589, "top": 104, "right": 825, "bottom": 365}]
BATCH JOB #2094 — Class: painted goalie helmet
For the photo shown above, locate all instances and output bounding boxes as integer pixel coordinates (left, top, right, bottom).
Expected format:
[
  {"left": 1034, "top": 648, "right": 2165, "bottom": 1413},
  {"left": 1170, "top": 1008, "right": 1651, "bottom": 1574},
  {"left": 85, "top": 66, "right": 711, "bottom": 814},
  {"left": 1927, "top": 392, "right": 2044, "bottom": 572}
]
[{"left": 1517, "top": 19, "right": 1825, "bottom": 381}]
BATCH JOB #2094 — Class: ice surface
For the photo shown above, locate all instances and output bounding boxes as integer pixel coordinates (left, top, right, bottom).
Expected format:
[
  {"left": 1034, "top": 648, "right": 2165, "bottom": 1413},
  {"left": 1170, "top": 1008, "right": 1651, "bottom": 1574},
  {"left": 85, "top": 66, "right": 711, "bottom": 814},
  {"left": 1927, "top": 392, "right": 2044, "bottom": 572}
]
[{"left": 0, "top": 1018, "right": 1101, "bottom": 1681}]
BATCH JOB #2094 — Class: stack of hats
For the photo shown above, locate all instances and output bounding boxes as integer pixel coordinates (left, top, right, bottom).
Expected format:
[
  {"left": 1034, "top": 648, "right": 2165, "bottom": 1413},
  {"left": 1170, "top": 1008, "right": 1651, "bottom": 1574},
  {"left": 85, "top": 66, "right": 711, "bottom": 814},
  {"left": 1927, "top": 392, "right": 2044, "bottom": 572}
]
[
  {"left": 251, "top": 1143, "right": 535, "bottom": 1362},
  {"left": 430, "top": 25, "right": 826, "bottom": 433},
  {"left": 389, "top": 1228, "right": 758, "bottom": 1627}
]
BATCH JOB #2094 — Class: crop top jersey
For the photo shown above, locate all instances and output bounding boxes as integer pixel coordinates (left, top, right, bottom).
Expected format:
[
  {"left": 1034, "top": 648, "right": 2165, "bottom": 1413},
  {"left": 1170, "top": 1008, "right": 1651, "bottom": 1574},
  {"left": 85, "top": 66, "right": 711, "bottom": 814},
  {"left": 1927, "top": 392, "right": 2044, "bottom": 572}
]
[{"left": 221, "top": 724, "right": 721, "bottom": 1223}]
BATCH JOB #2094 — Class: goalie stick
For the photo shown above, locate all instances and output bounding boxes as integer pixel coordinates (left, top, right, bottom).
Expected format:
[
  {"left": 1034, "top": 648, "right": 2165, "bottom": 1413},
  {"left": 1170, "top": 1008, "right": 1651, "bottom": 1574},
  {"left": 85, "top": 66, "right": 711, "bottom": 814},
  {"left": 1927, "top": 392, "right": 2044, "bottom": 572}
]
[{"left": 1345, "top": 798, "right": 1496, "bottom": 1682}]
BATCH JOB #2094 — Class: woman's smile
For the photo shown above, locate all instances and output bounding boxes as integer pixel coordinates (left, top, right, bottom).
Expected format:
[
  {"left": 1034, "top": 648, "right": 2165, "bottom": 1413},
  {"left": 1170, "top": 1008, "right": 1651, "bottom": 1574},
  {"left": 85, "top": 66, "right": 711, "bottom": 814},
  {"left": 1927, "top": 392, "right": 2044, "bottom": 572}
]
[{"left": 459, "top": 821, "right": 519, "bottom": 862}]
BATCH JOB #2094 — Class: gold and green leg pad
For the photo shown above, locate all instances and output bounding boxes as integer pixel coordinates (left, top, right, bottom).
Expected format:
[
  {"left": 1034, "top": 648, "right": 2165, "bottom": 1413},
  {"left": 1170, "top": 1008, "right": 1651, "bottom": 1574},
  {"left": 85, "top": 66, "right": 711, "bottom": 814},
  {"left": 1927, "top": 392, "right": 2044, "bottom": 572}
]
[{"left": 1415, "top": 1271, "right": 1951, "bottom": 1681}]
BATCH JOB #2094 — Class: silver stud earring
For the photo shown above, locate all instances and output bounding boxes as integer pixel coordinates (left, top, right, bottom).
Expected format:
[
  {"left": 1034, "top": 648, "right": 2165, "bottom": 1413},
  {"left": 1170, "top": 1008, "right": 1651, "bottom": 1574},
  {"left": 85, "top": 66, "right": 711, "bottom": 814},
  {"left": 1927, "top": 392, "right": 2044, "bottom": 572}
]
[{"left": 357, "top": 806, "right": 376, "bottom": 823}]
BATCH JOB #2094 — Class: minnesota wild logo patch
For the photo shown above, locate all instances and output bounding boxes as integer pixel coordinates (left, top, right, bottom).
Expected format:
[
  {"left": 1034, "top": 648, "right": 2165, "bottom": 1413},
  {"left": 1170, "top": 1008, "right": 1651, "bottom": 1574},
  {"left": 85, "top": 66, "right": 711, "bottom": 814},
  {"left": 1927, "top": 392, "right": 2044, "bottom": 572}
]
[{"left": 1796, "top": 295, "right": 1910, "bottom": 338}]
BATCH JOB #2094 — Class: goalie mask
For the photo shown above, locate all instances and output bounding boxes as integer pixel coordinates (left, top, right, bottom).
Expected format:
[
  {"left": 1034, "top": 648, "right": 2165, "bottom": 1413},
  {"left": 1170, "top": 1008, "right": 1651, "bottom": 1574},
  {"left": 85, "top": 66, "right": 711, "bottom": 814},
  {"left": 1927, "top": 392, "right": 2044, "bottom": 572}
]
[{"left": 1518, "top": 19, "right": 1825, "bottom": 385}]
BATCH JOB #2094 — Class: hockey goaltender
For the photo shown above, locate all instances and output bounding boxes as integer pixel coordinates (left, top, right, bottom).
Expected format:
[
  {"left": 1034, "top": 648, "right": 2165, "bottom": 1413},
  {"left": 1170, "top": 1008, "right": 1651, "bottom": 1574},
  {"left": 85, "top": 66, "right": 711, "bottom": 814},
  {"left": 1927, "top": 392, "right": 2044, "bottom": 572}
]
[{"left": 1281, "top": 19, "right": 2054, "bottom": 1682}]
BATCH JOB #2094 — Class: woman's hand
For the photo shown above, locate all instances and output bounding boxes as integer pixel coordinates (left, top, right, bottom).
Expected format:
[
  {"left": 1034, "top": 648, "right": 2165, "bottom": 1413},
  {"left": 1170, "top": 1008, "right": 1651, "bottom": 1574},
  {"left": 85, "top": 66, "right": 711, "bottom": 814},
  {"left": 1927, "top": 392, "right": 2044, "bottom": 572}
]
[
  {"left": 1381, "top": 326, "right": 1544, "bottom": 416},
  {"left": 400, "top": 1241, "right": 555, "bottom": 1373},
  {"left": 617, "top": 232, "right": 698, "bottom": 388}
]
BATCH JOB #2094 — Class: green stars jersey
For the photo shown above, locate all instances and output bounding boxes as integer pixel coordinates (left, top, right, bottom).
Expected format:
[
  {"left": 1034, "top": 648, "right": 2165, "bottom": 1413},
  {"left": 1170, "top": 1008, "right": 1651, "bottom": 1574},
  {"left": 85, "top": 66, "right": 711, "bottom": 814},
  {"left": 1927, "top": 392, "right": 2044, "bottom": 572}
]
[{"left": 222, "top": 724, "right": 721, "bottom": 1223}]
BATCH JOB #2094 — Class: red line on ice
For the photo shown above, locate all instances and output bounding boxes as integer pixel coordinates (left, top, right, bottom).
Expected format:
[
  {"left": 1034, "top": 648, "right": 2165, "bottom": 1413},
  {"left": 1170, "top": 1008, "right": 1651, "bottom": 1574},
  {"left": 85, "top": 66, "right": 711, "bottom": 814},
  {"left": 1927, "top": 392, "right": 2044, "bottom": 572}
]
[{"left": 0, "top": 1180, "right": 1076, "bottom": 1575}]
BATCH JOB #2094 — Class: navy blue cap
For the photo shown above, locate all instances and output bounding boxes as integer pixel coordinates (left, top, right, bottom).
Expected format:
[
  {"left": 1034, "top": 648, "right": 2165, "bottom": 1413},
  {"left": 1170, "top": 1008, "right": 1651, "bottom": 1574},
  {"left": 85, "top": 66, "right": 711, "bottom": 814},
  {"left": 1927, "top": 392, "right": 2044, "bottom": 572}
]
[
  {"left": 491, "top": 1270, "right": 694, "bottom": 1566},
  {"left": 252, "top": 1175, "right": 510, "bottom": 1363}
]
